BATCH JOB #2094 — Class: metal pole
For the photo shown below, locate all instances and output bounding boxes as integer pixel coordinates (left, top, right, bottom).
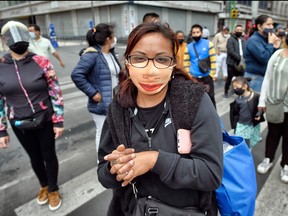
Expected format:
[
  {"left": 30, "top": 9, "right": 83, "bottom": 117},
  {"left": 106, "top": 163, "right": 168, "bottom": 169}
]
[
  {"left": 251, "top": 1, "right": 259, "bottom": 23},
  {"left": 91, "top": 0, "right": 95, "bottom": 26},
  {"left": 28, "top": 1, "right": 35, "bottom": 24}
]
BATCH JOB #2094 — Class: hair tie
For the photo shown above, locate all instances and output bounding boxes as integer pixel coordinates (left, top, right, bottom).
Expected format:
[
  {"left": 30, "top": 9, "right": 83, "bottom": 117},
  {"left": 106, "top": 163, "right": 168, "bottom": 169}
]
[{"left": 93, "top": 28, "right": 97, "bottom": 33}]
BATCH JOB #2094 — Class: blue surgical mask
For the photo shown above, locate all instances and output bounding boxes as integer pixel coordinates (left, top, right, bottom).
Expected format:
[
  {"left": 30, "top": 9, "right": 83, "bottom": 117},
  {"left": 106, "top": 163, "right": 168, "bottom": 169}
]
[{"left": 29, "top": 32, "right": 36, "bottom": 39}]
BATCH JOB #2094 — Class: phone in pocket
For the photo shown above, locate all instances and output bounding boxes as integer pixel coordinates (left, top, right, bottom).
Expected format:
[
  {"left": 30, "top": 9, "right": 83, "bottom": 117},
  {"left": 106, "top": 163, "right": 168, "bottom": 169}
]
[{"left": 177, "top": 129, "right": 192, "bottom": 154}]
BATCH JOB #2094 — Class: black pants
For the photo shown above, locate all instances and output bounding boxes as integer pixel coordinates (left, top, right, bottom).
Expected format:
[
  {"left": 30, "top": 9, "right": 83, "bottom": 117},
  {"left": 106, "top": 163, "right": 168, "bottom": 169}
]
[
  {"left": 12, "top": 120, "right": 59, "bottom": 192},
  {"left": 196, "top": 76, "right": 216, "bottom": 109},
  {"left": 224, "top": 65, "right": 244, "bottom": 93},
  {"left": 265, "top": 113, "right": 288, "bottom": 167}
]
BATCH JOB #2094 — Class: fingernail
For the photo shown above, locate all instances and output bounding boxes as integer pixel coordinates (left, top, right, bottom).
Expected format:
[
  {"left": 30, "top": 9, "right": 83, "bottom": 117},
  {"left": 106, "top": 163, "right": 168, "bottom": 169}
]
[
  {"left": 130, "top": 160, "right": 134, "bottom": 165},
  {"left": 122, "top": 183, "right": 126, "bottom": 187},
  {"left": 131, "top": 153, "right": 135, "bottom": 158},
  {"left": 104, "top": 156, "right": 108, "bottom": 160}
]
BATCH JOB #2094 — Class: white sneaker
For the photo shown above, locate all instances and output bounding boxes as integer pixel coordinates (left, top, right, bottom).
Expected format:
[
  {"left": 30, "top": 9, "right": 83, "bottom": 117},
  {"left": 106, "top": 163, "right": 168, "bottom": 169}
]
[
  {"left": 280, "top": 165, "right": 288, "bottom": 184},
  {"left": 257, "top": 158, "right": 273, "bottom": 174}
]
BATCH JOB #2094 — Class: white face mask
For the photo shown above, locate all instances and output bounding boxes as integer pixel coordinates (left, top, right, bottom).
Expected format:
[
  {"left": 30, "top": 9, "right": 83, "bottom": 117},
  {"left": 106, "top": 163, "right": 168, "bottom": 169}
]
[{"left": 110, "top": 36, "right": 117, "bottom": 49}]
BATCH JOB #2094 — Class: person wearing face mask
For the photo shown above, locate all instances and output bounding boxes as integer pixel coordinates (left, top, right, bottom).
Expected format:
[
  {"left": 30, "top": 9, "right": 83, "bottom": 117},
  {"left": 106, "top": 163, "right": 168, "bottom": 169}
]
[
  {"left": 212, "top": 26, "right": 230, "bottom": 81},
  {"left": 244, "top": 14, "right": 281, "bottom": 93},
  {"left": 97, "top": 22, "right": 223, "bottom": 216},
  {"left": 71, "top": 23, "right": 121, "bottom": 155},
  {"left": 224, "top": 24, "right": 246, "bottom": 98},
  {"left": 229, "top": 76, "right": 265, "bottom": 150},
  {"left": 184, "top": 24, "right": 217, "bottom": 108},
  {"left": 256, "top": 35, "right": 288, "bottom": 183},
  {"left": 175, "top": 30, "right": 187, "bottom": 70},
  {"left": 275, "top": 26, "right": 287, "bottom": 49},
  {"left": 28, "top": 24, "right": 65, "bottom": 68},
  {"left": 0, "top": 20, "right": 64, "bottom": 211}
]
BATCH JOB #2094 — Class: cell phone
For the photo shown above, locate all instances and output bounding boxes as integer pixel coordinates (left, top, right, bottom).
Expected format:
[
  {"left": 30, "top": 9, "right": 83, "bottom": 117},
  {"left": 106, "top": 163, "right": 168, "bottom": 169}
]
[{"left": 177, "top": 129, "right": 192, "bottom": 154}]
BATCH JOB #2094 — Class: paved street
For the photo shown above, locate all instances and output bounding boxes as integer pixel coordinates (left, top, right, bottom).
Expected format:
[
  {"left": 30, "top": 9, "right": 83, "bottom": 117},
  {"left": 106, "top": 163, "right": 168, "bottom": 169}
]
[{"left": 0, "top": 41, "right": 287, "bottom": 216}]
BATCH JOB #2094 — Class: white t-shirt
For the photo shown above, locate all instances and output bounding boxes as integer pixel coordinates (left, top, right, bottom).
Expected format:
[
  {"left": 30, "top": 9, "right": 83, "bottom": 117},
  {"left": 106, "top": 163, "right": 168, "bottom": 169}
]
[
  {"left": 238, "top": 38, "right": 243, "bottom": 56},
  {"left": 102, "top": 52, "right": 120, "bottom": 90},
  {"left": 28, "top": 36, "right": 56, "bottom": 59}
]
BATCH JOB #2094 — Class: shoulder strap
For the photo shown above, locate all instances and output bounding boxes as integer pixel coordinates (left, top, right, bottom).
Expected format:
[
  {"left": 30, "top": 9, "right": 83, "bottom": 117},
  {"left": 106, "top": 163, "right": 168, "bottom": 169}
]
[{"left": 193, "top": 43, "right": 199, "bottom": 58}]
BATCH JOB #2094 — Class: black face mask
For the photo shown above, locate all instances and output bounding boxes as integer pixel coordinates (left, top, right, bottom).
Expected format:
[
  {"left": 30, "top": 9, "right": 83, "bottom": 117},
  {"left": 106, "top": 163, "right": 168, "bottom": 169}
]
[
  {"left": 193, "top": 36, "right": 201, "bottom": 42},
  {"left": 235, "top": 32, "right": 242, "bottom": 37},
  {"left": 234, "top": 88, "right": 245, "bottom": 96},
  {"left": 9, "top": 41, "right": 29, "bottom": 54},
  {"left": 263, "top": 28, "right": 275, "bottom": 36},
  {"left": 178, "top": 39, "right": 184, "bottom": 44}
]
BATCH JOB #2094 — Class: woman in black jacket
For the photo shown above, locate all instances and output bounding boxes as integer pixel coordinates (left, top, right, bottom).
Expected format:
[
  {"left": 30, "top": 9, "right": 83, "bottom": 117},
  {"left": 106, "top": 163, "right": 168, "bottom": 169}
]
[
  {"left": 97, "top": 22, "right": 223, "bottom": 216},
  {"left": 0, "top": 20, "right": 64, "bottom": 211}
]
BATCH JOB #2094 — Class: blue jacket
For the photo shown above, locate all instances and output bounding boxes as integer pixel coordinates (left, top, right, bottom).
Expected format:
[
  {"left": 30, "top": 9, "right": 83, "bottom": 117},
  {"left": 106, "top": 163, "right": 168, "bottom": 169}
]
[
  {"left": 186, "top": 39, "right": 211, "bottom": 77},
  {"left": 244, "top": 32, "right": 276, "bottom": 76},
  {"left": 71, "top": 45, "right": 121, "bottom": 115}
]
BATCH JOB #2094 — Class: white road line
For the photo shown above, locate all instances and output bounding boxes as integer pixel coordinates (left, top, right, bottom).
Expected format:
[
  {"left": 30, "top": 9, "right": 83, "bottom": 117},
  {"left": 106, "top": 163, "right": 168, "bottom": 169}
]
[{"left": 14, "top": 167, "right": 106, "bottom": 216}]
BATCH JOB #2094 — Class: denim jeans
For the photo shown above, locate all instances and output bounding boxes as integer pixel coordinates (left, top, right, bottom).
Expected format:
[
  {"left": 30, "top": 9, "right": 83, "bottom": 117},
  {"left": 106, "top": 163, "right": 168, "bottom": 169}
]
[{"left": 244, "top": 72, "right": 264, "bottom": 93}]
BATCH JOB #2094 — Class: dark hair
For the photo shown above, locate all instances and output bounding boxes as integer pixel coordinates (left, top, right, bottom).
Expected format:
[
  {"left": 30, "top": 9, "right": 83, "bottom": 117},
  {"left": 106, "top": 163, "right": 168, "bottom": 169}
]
[
  {"left": 250, "top": 14, "right": 271, "bottom": 36},
  {"left": 142, "top": 12, "right": 160, "bottom": 23},
  {"left": 235, "top": 24, "right": 243, "bottom": 29},
  {"left": 191, "top": 24, "right": 203, "bottom": 33},
  {"left": 232, "top": 76, "right": 250, "bottom": 90},
  {"left": 223, "top": 26, "right": 230, "bottom": 31},
  {"left": 117, "top": 22, "right": 191, "bottom": 108},
  {"left": 175, "top": 30, "right": 184, "bottom": 35},
  {"left": 29, "top": 24, "right": 41, "bottom": 32},
  {"left": 86, "top": 23, "right": 115, "bottom": 47}
]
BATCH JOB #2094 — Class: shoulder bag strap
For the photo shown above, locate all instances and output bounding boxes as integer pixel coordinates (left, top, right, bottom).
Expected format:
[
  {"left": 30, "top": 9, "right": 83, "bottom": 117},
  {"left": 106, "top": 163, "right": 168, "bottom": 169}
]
[{"left": 193, "top": 43, "right": 199, "bottom": 59}]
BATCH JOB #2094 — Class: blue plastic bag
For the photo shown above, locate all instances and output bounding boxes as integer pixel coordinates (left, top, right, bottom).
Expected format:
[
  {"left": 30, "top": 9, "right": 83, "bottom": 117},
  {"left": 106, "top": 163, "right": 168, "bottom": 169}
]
[{"left": 215, "top": 131, "right": 257, "bottom": 216}]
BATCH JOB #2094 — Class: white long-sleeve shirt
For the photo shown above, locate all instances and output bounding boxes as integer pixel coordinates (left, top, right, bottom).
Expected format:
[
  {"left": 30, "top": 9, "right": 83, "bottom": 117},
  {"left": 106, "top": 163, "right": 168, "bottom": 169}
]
[{"left": 258, "top": 48, "right": 288, "bottom": 112}]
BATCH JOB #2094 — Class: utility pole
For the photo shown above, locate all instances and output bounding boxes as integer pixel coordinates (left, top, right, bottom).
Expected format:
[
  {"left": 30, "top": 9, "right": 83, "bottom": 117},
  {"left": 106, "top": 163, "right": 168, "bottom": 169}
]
[
  {"left": 91, "top": 0, "right": 95, "bottom": 26},
  {"left": 229, "top": 0, "right": 236, "bottom": 30},
  {"left": 28, "top": 1, "right": 35, "bottom": 24},
  {"left": 251, "top": 1, "right": 259, "bottom": 24}
]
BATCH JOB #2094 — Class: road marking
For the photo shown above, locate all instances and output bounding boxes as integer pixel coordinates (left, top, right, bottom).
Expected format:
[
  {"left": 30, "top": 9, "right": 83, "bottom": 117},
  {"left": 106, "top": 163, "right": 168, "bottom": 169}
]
[{"left": 14, "top": 167, "right": 106, "bottom": 216}]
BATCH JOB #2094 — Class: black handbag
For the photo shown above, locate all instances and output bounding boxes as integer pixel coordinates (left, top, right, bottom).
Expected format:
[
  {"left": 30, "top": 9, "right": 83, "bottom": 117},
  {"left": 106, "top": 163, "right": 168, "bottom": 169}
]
[
  {"left": 133, "top": 196, "right": 205, "bottom": 216},
  {"left": 193, "top": 44, "right": 211, "bottom": 73},
  {"left": 131, "top": 183, "right": 205, "bottom": 216}
]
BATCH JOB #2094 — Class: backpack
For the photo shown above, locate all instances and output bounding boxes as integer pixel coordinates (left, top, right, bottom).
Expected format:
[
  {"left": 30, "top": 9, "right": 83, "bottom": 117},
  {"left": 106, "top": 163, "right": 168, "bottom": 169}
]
[{"left": 173, "top": 100, "right": 257, "bottom": 216}]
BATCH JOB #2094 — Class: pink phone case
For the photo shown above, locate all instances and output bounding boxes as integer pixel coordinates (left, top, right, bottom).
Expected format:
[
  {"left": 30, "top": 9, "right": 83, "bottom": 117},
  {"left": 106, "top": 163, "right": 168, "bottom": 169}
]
[{"left": 177, "top": 129, "right": 192, "bottom": 154}]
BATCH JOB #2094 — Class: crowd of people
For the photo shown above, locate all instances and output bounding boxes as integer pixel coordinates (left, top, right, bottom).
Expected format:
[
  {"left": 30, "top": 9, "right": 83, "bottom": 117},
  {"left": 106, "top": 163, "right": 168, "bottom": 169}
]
[{"left": 0, "top": 11, "right": 287, "bottom": 216}]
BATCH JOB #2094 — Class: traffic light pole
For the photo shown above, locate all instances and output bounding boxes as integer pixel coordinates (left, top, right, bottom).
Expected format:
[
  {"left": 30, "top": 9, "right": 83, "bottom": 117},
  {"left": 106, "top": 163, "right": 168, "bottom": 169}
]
[{"left": 230, "top": 0, "right": 236, "bottom": 31}]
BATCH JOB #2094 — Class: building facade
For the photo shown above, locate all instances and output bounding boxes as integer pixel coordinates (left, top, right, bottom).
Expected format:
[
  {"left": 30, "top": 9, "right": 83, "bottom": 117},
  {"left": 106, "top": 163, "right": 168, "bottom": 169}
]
[{"left": 0, "top": 1, "right": 287, "bottom": 41}]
